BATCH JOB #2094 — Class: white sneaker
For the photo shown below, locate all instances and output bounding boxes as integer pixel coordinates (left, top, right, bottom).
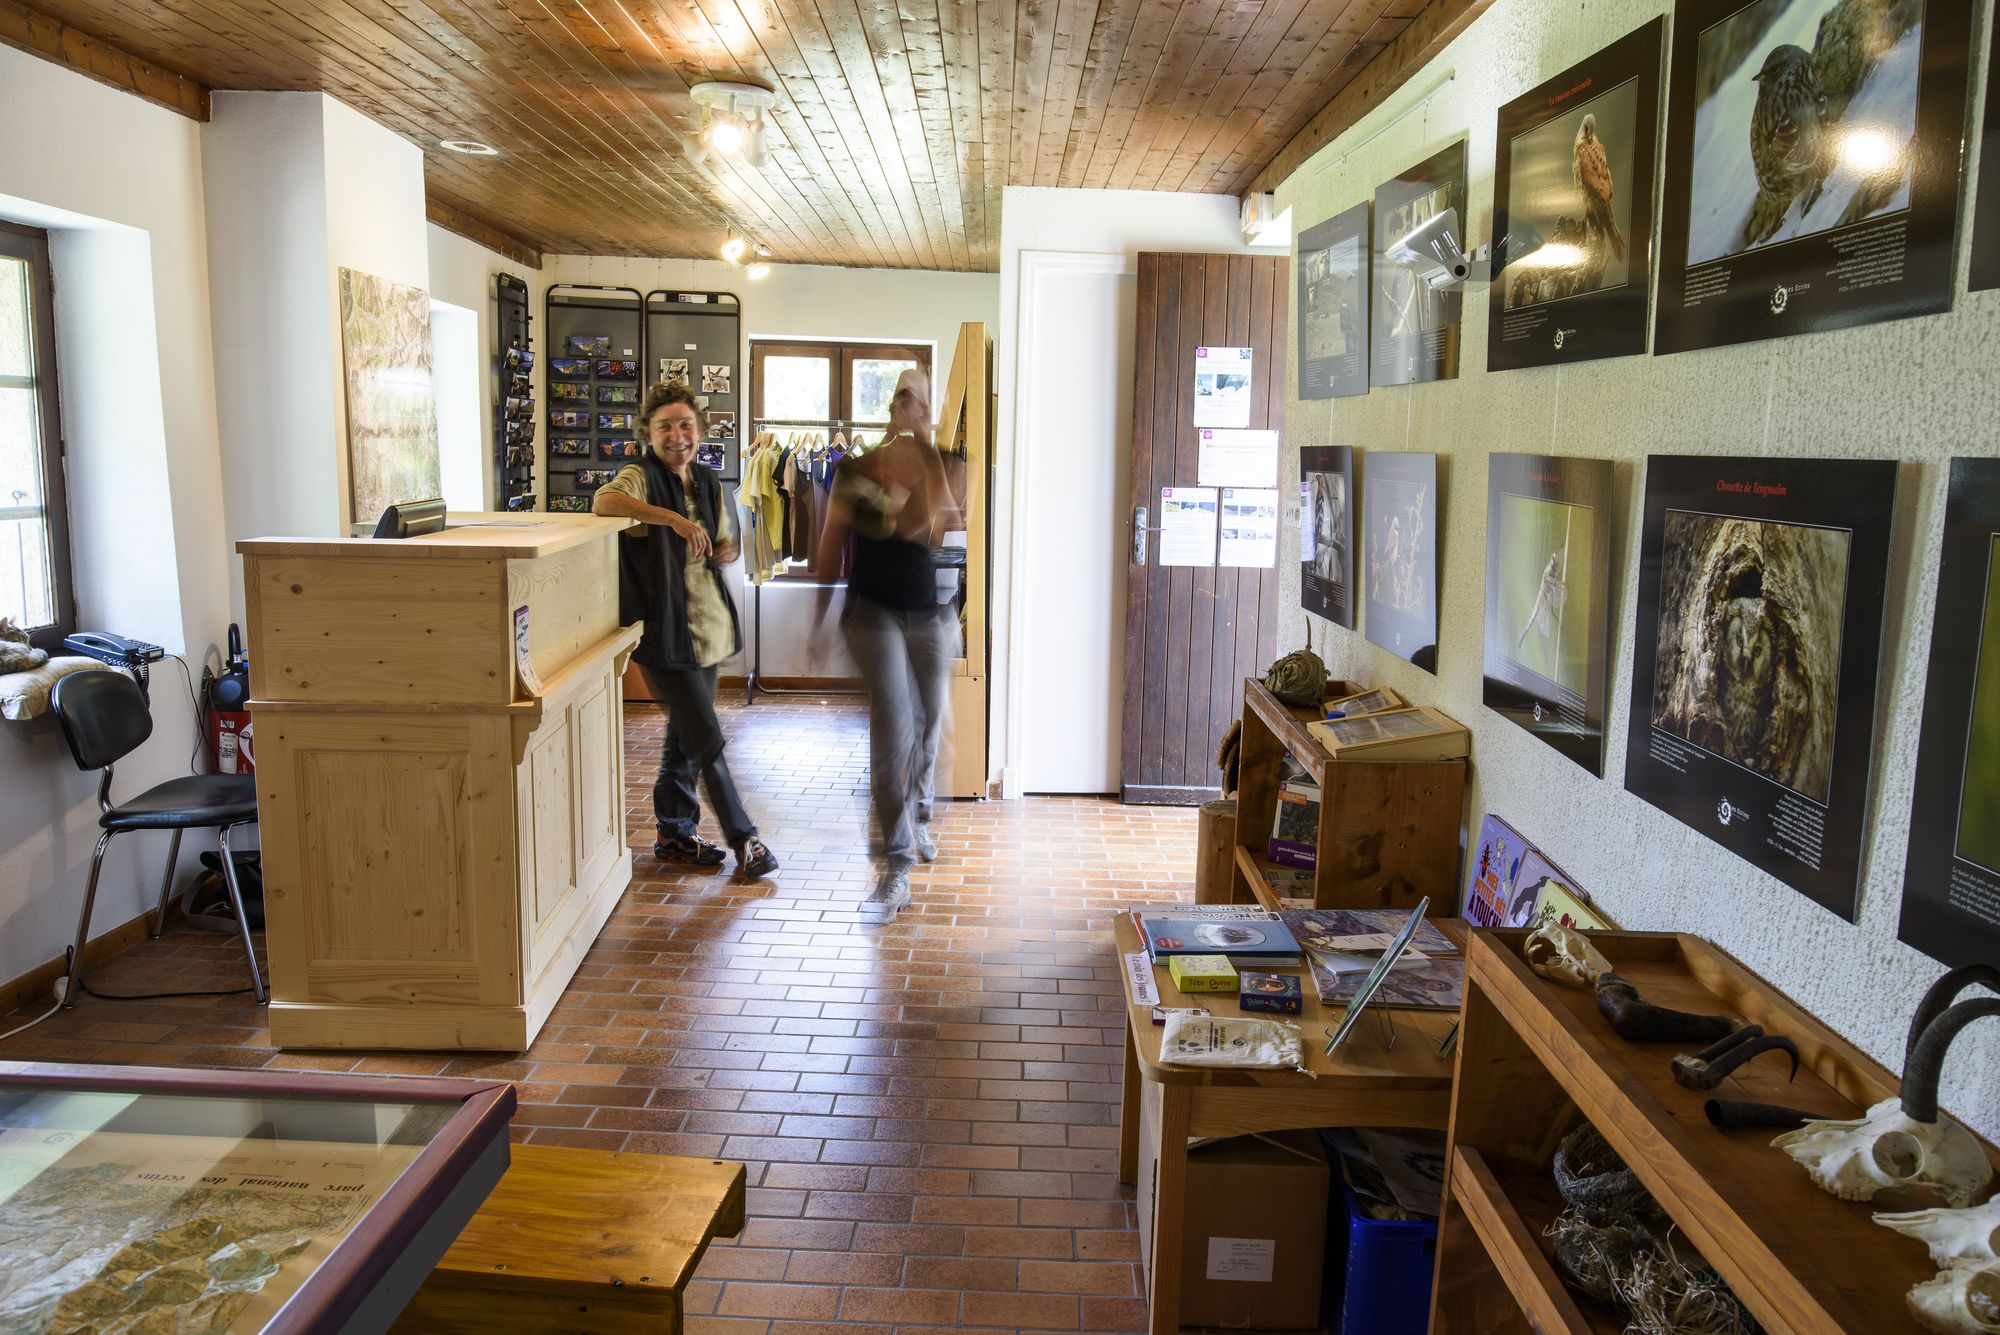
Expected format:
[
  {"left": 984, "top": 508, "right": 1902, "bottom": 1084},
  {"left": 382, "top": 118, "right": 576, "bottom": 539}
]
[
  {"left": 914, "top": 824, "right": 938, "bottom": 863},
  {"left": 864, "top": 861, "right": 913, "bottom": 916}
]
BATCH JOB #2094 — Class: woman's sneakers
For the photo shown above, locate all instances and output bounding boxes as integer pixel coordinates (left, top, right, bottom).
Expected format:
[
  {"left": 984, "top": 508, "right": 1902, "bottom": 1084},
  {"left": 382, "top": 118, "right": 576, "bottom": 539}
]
[
  {"left": 655, "top": 834, "right": 726, "bottom": 867},
  {"left": 864, "top": 859, "right": 913, "bottom": 917},
  {"left": 914, "top": 824, "right": 938, "bottom": 863},
  {"left": 734, "top": 837, "right": 780, "bottom": 879}
]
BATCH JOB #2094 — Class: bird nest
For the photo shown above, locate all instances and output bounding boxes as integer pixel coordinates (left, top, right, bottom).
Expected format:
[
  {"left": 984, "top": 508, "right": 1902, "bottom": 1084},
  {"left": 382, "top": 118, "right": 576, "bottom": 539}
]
[
  {"left": 1263, "top": 647, "right": 1327, "bottom": 709},
  {"left": 1545, "top": 1124, "right": 1759, "bottom": 1334},
  {"left": 1552, "top": 1123, "right": 1663, "bottom": 1227}
]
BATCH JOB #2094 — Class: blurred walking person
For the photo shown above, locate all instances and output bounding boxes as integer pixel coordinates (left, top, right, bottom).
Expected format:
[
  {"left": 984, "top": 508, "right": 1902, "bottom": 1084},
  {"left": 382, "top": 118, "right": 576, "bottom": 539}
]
[{"left": 812, "top": 369, "right": 958, "bottom": 916}]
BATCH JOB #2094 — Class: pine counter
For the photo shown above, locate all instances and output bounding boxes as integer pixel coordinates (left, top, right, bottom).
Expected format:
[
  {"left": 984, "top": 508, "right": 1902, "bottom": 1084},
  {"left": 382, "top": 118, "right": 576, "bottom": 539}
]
[{"left": 238, "top": 513, "right": 643, "bottom": 1051}]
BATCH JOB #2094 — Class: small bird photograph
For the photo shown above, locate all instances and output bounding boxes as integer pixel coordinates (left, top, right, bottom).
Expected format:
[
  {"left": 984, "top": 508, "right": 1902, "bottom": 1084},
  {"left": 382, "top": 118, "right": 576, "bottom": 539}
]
[
  {"left": 1685, "top": 0, "right": 1924, "bottom": 265},
  {"left": 1310, "top": 470, "right": 1350, "bottom": 595},
  {"left": 1496, "top": 494, "right": 1595, "bottom": 696},
  {"left": 1649, "top": 510, "right": 1850, "bottom": 802},
  {"left": 1500, "top": 79, "right": 1642, "bottom": 310}
]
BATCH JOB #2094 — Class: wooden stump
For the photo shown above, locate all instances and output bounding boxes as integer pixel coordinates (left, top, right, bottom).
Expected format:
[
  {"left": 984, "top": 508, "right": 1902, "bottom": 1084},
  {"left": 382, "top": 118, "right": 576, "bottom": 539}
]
[{"left": 1195, "top": 798, "right": 1237, "bottom": 904}]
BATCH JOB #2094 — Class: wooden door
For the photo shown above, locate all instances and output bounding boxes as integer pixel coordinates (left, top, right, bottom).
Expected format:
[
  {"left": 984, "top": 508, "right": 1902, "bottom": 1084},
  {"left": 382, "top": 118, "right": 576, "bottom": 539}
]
[{"left": 1121, "top": 253, "right": 1287, "bottom": 805}]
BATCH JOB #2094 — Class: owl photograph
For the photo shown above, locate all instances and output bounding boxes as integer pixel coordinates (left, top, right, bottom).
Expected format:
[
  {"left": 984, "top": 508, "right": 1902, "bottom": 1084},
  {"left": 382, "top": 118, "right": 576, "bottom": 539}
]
[
  {"left": 1649, "top": 510, "right": 1850, "bottom": 802},
  {"left": 1684, "top": 0, "right": 1924, "bottom": 265},
  {"left": 1499, "top": 79, "right": 1642, "bottom": 310},
  {"left": 1299, "top": 446, "right": 1355, "bottom": 626},
  {"left": 1496, "top": 494, "right": 1595, "bottom": 697}
]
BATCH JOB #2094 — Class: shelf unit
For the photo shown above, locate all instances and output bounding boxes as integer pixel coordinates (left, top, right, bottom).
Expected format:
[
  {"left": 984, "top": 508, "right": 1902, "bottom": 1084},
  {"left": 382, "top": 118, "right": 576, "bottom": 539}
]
[
  {"left": 1433, "top": 929, "right": 2000, "bottom": 1334},
  {"left": 1229, "top": 675, "right": 1468, "bottom": 912},
  {"left": 494, "top": 273, "right": 534, "bottom": 512}
]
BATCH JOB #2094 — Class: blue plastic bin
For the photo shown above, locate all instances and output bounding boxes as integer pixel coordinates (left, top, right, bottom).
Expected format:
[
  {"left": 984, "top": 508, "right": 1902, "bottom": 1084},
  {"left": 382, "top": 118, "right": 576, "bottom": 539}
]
[{"left": 1324, "top": 1171, "right": 1439, "bottom": 1335}]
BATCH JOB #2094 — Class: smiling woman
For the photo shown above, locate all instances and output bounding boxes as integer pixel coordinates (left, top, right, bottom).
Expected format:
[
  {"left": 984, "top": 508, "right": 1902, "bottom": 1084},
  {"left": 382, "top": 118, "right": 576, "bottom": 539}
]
[{"left": 0, "top": 222, "right": 72, "bottom": 650}]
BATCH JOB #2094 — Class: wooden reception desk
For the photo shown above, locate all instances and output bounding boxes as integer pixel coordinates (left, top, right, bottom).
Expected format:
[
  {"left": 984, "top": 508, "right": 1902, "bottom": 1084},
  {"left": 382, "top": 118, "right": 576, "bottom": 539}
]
[{"left": 237, "top": 513, "right": 642, "bottom": 1051}]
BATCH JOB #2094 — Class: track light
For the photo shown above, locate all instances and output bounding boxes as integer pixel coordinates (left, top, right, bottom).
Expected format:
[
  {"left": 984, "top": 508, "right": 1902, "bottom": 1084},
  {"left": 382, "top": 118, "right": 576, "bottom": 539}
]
[
  {"left": 746, "top": 262, "right": 771, "bottom": 281},
  {"left": 721, "top": 236, "right": 749, "bottom": 265},
  {"left": 689, "top": 82, "right": 778, "bottom": 170}
]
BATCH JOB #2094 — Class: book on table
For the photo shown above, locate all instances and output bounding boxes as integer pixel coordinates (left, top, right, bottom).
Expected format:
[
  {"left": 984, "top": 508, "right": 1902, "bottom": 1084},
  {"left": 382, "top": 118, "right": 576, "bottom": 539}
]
[
  {"left": 1137, "top": 912, "right": 1303, "bottom": 968},
  {"left": 1281, "top": 907, "right": 1464, "bottom": 1012}
]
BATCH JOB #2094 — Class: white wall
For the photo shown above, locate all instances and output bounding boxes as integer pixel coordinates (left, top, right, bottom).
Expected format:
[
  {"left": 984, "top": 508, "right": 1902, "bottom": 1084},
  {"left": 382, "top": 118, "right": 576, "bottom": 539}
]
[
  {"left": 541, "top": 254, "right": 999, "bottom": 680},
  {"left": 426, "top": 224, "right": 545, "bottom": 510},
  {"left": 995, "top": 187, "right": 1283, "bottom": 795},
  {"left": 430, "top": 300, "right": 483, "bottom": 511},
  {"left": 1272, "top": 0, "right": 2000, "bottom": 1134},
  {"left": 0, "top": 43, "right": 228, "bottom": 990}
]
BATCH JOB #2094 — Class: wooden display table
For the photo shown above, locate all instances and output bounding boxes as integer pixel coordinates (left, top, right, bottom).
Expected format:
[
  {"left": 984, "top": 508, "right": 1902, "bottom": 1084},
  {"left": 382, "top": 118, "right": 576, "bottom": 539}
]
[
  {"left": 238, "top": 513, "right": 642, "bottom": 1051},
  {"left": 1433, "top": 930, "right": 2000, "bottom": 1333},
  {"left": 1114, "top": 912, "right": 1461, "bottom": 1335},
  {"left": 396, "top": 1143, "right": 746, "bottom": 1334},
  {"left": 1229, "top": 677, "right": 1467, "bottom": 911}
]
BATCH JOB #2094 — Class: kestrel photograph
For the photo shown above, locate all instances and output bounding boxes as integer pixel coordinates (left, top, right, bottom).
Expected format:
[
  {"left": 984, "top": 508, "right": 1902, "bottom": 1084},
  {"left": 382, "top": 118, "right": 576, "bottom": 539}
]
[
  {"left": 1650, "top": 509, "right": 1850, "bottom": 803},
  {"left": 1489, "top": 20, "right": 1663, "bottom": 370},
  {"left": 1685, "top": 0, "right": 1925, "bottom": 266},
  {"left": 1501, "top": 78, "right": 1643, "bottom": 309}
]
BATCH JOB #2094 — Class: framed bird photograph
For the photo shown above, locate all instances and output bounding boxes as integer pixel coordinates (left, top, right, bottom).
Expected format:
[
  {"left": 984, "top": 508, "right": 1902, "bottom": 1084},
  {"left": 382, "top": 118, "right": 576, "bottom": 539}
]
[
  {"left": 1483, "top": 453, "right": 1616, "bottom": 774},
  {"left": 1297, "top": 202, "right": 1371, "bottom": 399},
  {"left": 1362, "top": 451, "right": 1440, "bottom": 671},
  {"left": 1624, "top": 454, "right": 1898, "bottom": 921},
  {"left": 1371, "top": 142, "right": 1467, "bottom": 387},
  {"left": 1488, "top": 20, "right": 1665, "bottom": 371},
  {"left": 1898, "top": 459, "right": 2000, "bottom": 967},
  {"left": 1654, "top": 0, "right": 1972, "bottom": 352},
  {"left": 1300, "top": 445, "right": 1356, "bottom": 628}
]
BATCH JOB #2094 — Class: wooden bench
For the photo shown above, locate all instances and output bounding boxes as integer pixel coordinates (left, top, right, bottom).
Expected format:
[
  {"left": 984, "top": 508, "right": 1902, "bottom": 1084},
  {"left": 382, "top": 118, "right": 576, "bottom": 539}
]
[{"left": 393, "top": 1143, "right": 746, "bottom": 1334}]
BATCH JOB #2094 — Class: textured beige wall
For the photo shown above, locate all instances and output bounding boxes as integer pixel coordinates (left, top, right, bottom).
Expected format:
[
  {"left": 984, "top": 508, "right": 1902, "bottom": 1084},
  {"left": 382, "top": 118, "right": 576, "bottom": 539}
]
[{"left": 1274, "top": 0, "right": 2000, "bottom": 1133}]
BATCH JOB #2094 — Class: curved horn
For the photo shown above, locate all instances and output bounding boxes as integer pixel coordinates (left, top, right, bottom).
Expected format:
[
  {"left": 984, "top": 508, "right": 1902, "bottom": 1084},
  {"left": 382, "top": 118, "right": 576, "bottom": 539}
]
[
  {"left": 1671, "top": 1030, "right": 1799, "bottom": 1092},
  {"left": 1903, "top": 998, "right": 2000, "bottom": 1124},
  {"left": 1906, "top": 965, "right": 2000, "bottom": 1063},
  {"left": 1596, "top": 973, "right": 1737, "bottom": 1045},
  {"left": 1704, "top": 1098, "right": 1819, "bottom": 1130}
]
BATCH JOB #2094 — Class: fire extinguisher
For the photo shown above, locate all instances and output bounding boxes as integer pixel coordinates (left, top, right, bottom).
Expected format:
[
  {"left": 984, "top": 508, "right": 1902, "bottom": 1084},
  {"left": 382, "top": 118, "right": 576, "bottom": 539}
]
[{"left": 207, "top": 623, "right": 254, "bottom": 775}]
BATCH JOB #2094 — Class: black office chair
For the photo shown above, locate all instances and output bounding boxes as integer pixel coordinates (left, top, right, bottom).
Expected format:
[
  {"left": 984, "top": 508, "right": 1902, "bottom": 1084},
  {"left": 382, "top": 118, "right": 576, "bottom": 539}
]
[{"left": 49, "top": 670, "right": 266, "bottom": 1007}]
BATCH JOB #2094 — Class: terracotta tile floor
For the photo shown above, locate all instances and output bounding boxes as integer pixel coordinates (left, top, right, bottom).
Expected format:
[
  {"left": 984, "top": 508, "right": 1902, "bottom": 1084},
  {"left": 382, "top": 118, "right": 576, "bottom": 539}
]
[{"left": 0, "top": 693, "right": 1199, "bottom": 1335}]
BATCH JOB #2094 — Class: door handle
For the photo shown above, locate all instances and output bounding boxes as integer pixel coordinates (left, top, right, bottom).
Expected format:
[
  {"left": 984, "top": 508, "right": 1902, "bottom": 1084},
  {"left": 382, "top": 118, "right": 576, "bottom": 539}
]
[{"left": 1131, "top": 505, "right": 1165, "bottom": 565}]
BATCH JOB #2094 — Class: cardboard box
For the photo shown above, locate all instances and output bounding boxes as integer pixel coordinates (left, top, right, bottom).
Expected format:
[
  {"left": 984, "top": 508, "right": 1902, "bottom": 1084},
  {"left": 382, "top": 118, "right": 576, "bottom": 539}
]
[
  {"left": 1168, "top": 955, "right": 1237, "bottom": 993},
  {"left": 1137, "top": 1083, "right": 1330, "bottom": 1329}
]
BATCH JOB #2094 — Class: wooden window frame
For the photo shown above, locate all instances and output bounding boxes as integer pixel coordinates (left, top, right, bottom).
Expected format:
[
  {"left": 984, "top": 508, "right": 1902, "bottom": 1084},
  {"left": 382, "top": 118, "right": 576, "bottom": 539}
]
[
  {"left": 0, "top": 221, "right": 73, "bottom": 651},
  {"left": 749, "top": 338, "right": 933, "bottom": 430}
]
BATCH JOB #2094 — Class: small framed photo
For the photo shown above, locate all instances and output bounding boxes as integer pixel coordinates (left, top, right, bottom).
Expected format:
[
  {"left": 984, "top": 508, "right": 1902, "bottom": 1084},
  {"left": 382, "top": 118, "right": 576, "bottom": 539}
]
[
  {"left": 696, "top": 442, "right": 725, "bottom": 471},
  {"left": 599, "top": 439, "right": 641, "bottom": 460},
  {"left": 701, "top": 364, "right": 732, "bottom": 393},
  {"left": 661, "top": 357, "right": 691, "bottom": 383},
  {"left": 549, "top": 357, "right": 591, "bottom": 380},
  {"left": 550, "top": 437, "right": 593, "bottom": 457},
  {"left": 707, "top": 411, "right": 736, "bottom": 440},
  {"left": 564, "top": 334, "right": 610, "bottom": 357},
  {"left": 595, "top": 359, "right": 638, "bottom": 381}
]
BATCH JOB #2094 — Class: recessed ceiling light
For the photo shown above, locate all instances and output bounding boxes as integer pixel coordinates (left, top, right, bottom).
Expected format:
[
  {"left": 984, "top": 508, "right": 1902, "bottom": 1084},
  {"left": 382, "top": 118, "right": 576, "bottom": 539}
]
[{"left": 440, "top": 139, "right": 498, "bottom": 156}]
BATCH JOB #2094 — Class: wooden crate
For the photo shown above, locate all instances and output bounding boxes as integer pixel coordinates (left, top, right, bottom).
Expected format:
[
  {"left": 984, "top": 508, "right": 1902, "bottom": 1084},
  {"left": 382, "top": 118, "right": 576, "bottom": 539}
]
[
  {"left": 1229, "top": 676, "right": 1466, "bottom": 912},
  {"left": 1432, "top": 930, "right": 2000, "bottom": 1334}
]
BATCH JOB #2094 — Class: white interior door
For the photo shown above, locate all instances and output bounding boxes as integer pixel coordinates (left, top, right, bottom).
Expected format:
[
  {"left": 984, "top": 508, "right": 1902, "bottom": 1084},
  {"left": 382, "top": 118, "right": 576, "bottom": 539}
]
[{"left": 1015, "top": 253, "right": 1136, "bottom": 794}]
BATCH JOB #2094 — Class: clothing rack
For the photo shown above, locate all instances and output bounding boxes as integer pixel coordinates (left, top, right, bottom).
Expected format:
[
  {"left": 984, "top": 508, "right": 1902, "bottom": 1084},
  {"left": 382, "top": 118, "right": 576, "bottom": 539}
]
[{"left": 742, "top": 422, "right": 867, "bottom": 702}]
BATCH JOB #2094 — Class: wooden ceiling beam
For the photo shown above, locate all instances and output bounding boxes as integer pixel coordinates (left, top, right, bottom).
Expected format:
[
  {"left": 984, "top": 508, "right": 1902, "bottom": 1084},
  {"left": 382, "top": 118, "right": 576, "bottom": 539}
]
[
  {"left": 0, "top": 0, "right": 209, "bottom": 119},
  {"left": 1240, "top": 0, "right": 1492, "bottom": 199},
  {"left": 427, "top": 192, "right": 544, "bottom": 267}
]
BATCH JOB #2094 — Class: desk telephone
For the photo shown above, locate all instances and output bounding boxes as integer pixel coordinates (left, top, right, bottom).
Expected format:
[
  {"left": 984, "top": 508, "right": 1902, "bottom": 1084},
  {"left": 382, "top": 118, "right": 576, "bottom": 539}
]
[{"left": 63, "top": 631, "right": 165, "bottom": 669}]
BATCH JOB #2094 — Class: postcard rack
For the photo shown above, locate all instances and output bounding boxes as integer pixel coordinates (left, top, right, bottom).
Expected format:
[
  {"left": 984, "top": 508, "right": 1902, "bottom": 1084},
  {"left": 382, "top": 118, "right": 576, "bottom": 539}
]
[
  {"left": 1229, "top": 675, "right": 1466, "bottom": 912},
  {"left": 494, "top": 273, "right": 534, "bottom": 512},
  {"left": 1433, "top": 929, "right": 2000, "bottom": 1333}
]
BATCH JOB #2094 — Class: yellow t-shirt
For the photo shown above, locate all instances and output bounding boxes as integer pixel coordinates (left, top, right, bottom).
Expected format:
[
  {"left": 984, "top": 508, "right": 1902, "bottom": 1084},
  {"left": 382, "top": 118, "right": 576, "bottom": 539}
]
[{"left": 601, "top": 463, "right": 736, "bottom": 668}]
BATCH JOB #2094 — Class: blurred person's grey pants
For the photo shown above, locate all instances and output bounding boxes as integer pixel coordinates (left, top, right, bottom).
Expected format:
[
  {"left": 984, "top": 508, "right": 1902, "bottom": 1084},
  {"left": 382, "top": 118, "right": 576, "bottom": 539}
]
[{"left": 843, "top": 598, "right": 956, "bottom": 862}]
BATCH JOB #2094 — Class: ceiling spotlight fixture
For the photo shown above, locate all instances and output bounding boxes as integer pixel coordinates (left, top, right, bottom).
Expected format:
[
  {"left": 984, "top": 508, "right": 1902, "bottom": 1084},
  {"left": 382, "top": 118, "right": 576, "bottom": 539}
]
[
  {"left": 720, "top": 235, "right": 750, "bottom": 265},
  {"left": 688, "top": 81, "right": 778, "bottom": 170},
  {"left": 746, "top": 262, "right": 772, "bottom": 281},
  {"left": 439, "top": 138, "right": 498, "bottom": 156}
]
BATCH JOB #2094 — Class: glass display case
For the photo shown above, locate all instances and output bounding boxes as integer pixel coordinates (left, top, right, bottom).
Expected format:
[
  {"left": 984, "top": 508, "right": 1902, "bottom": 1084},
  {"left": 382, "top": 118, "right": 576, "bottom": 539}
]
[{"left": 0, "top": 1061, "right": 515, "bottom": 1333}]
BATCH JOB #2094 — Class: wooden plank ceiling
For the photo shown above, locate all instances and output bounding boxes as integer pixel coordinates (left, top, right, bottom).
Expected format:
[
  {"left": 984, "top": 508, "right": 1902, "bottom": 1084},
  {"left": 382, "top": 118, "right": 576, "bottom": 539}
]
[{"left": 4, "top": 0, "right": 1442, "bottom": 271}]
